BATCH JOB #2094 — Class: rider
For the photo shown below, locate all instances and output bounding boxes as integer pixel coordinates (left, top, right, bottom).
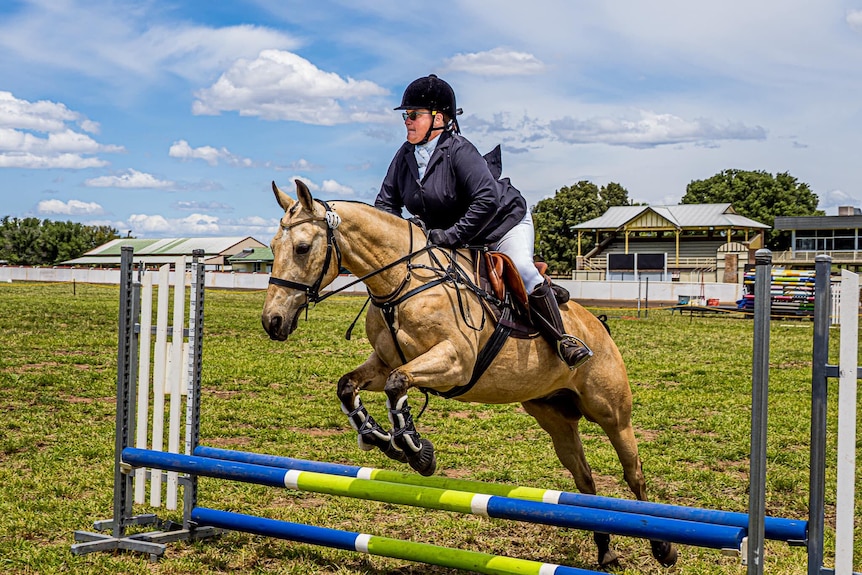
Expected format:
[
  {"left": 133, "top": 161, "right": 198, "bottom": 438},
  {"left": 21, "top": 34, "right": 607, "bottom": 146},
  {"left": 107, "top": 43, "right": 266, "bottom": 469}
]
[{"left": 374, "top": 74, "right": 592, "bottom": 369}]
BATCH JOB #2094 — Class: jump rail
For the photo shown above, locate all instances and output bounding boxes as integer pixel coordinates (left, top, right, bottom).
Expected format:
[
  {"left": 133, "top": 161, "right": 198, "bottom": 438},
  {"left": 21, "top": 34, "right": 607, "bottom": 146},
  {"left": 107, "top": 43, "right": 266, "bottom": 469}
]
[
  {"left": 192, "top": 444, "right": 804, "bottom": 544},
  {"left": 121, "top": 447, "right": 746, "bottom": 552}
]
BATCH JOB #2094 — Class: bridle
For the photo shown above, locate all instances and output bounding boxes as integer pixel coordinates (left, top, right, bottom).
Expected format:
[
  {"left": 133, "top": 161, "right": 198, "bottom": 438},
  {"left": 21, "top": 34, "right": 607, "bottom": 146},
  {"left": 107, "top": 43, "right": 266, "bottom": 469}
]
[
  {"left": 267, "top": 200, "right": 433, "bottom": 306},
  {"left": 267, "top": 199, "right": 342, "bottom": 304}
]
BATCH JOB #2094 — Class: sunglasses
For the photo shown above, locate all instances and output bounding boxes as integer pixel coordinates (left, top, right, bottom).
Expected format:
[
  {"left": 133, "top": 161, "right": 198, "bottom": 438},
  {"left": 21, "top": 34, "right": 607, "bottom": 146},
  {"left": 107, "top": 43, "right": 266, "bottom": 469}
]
[{"left": 402, "top": 111, "right": 435, "bottom": 121}]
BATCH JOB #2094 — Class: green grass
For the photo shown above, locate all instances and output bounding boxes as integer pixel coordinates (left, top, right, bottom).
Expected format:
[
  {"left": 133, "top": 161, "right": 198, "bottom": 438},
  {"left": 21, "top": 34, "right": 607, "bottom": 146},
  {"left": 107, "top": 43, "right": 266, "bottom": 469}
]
[{"left": 0, "top": 281, "right": 858, "bottom": 574}]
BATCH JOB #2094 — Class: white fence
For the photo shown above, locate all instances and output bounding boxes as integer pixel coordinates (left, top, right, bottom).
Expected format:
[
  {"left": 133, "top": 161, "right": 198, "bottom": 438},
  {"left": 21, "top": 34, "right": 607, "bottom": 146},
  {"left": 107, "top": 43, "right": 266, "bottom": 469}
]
[
  {"left": 0, "top": 266, "right": 366, "bottom": 294},
  {"left": 4, "top": 265, "right": 858, "bottom": 311}
]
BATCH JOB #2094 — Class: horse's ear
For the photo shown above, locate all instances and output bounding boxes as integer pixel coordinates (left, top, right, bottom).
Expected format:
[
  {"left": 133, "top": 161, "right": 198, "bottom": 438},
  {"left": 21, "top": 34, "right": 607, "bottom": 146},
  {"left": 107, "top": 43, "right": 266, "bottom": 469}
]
[
  {"left": 272, "top": 181, "right": 295, "bottom": 212},
  {"left": 295, "top": 178, "right": 315, "bottom": 213}
]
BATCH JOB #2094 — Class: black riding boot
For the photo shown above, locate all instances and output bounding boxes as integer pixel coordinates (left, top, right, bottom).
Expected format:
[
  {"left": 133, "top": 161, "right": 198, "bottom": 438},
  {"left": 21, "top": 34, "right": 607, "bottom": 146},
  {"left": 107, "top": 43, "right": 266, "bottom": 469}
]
[{"left": 529, "top": 280, "right": 593, "bottom": 369}]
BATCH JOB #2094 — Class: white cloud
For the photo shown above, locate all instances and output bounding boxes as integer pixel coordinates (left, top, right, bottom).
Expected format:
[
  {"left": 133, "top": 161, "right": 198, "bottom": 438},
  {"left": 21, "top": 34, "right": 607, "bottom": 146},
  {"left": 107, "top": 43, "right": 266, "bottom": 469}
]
[
  {"left": 848, "top": 10, "right": 862, "bottom": 30},
  {"left": 37, "top": 198, "right": 104, "bottom": 215},
  {"left": 549, "top": 111, "right": 766, "bottom": 148},
  {"left": 174, "top": 200, "right": 233, "bottom": 212},
  {"left": 125, "top": 212, "right": 277, "bottom": 238},
  {"left": 0, "top": 91, "right": 89, "bottom": 132},
  {"left": 85, "top": 169, "right": 174, "bottom": 189},
  {"left": 292, "top": 176, "right": 355, "bottom": 196},
  {"left": 0, "top": 92, "right": 122, "bottom": 168},
  {"left": 819, "top": 189, "right": 862, "bottom": 211},
  {"left": 128, "top": 213, "right": 171, "bottom": 233},
  {"left": 0, "top": 152, "right": 108, "bottom": 169},
  {"left": 444, "top": 48, "right": 546, "bottom": 76},
  {"left": 288, "top": 158, "right": 319, "bottom": 171},
  {"left": 0, "top": 1, "right": 300, "bottom": 87},
  {"left": 192, "top": 50, "right": 389, "bottom": 125},
  {"left": 465, "top": 109, "right": 766, "bottom": 149},
  {"left": 169, "top": 139, "right": 254, "bottom": 167}
]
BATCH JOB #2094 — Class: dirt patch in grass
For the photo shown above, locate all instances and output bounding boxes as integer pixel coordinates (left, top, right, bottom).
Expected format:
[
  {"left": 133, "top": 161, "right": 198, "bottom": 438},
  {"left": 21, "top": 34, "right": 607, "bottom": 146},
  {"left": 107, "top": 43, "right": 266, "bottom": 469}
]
[{"left": 60, "top": 394, "right": 114, "bottom": 404}]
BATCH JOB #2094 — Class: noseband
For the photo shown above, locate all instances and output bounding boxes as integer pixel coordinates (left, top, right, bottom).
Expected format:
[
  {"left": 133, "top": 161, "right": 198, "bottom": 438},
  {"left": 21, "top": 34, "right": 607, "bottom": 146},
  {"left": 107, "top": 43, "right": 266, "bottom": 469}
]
[{"left": 267, "top": 199, "right": 342, "bottom": 304}]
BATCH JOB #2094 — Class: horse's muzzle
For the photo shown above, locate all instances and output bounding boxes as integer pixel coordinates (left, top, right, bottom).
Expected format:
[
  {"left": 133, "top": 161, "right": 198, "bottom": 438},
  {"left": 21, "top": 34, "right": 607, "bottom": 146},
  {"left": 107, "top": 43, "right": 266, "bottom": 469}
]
[{"left": 261, "top": 310, "right": 300, "bottom": 341}]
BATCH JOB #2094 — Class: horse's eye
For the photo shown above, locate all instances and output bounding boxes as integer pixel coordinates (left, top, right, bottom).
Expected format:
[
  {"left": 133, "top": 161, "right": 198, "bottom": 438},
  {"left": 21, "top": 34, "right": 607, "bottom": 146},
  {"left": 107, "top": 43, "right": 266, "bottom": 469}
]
[{"left": 295, "top": 243, "right": 311, "bottom": 256}]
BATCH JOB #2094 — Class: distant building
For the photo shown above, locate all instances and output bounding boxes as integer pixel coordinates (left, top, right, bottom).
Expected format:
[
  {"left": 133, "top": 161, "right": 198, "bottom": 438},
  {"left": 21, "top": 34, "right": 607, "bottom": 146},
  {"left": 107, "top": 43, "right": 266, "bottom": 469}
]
[
  {"left": 571, "top": 204, "right": 769, "bottom": 282},
  {"left": 63, "top": 237, "right": 267, "bottom": 271},
  {"left": 773, "top": 206, "right": 862, "bottom": 271},
  {"left": 227, "top": 247, "right": 274, "bottom": 273}
]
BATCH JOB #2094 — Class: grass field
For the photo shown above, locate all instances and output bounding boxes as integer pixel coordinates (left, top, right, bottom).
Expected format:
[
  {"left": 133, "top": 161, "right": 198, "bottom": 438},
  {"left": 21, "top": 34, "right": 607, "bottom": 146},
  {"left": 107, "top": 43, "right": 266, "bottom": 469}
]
[{"left": 0, "top": 281, "right": 858, "bottom": 575}]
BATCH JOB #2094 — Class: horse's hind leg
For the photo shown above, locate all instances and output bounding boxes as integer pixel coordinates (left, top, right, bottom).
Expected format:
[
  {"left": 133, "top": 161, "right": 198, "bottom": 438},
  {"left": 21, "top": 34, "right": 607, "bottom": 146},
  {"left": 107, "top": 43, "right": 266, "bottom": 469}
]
[
  {"left": 337, "top": 353, "right": 407, "bottom": 463},
  {"left": 521, "top": 395, "right": 619, "bottom": 567},
  {"left": 595, "top": 408, "right": 678, "bottom": 567}
]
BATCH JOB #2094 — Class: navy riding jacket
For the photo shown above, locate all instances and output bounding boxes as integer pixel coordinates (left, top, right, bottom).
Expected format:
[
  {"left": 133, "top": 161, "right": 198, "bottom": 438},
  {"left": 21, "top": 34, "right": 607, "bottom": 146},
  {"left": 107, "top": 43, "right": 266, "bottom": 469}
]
[{"left": 375, "top": 131, "right": 527, "bottom": 247}]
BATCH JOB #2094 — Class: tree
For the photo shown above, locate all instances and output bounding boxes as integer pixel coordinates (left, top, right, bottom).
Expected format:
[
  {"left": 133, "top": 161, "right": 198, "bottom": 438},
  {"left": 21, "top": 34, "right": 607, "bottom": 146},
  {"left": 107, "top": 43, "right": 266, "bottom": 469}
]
[
  {"left": 681, "top": 170, "right": 822, "bottom": 249},
  {"left": 0, "top": 217, "right": 120, "bottom": 265},
  {"left": 532, "top": 181, "right": 633, "bottom": 274}
]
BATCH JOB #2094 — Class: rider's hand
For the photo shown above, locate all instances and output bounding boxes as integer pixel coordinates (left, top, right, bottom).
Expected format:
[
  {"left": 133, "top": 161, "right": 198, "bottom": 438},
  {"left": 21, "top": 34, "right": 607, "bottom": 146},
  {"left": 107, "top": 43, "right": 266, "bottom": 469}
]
[{"left": 428, "top": 229, "right": 455, "bottom": 248}]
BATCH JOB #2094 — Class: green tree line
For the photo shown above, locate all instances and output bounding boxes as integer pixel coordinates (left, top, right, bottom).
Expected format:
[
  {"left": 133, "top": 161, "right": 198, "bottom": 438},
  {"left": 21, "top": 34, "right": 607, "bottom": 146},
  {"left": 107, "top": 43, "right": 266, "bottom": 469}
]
[
  {"left": 0, "top": 217, "right": 119, "bottom": 266},
  {"left": 532, "top": 169, "right": 822, "bottom": 274}
]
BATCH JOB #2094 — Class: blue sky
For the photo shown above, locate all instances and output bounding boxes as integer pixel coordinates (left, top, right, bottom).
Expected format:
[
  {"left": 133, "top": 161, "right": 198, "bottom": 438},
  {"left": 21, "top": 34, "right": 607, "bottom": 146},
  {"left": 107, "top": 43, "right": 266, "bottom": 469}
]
[{"left": 1, "top": 0, "right": 861, "bottom": 242}]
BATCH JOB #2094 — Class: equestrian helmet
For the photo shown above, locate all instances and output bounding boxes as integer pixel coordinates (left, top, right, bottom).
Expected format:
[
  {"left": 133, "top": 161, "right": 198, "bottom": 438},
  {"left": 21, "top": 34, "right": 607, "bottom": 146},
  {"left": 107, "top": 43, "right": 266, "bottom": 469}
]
[{"left": 395, "top": 74, "right": 459, "bottom": 118}]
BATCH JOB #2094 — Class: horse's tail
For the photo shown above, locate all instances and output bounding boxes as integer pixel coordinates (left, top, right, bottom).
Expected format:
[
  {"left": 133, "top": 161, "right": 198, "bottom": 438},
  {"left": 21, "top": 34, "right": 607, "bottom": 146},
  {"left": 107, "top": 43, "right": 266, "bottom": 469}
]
[{"left": 596, "top": 314, "right": 612, "bottom": 336}]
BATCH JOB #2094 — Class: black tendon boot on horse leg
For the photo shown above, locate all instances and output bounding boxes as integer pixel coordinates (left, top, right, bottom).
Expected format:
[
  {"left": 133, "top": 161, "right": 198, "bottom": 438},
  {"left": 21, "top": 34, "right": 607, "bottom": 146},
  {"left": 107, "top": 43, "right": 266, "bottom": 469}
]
[
  {"left": 529, "top": 279, "right": 593, "bottom": 369},
  {"left": 384, "top": 371, "right": 436, "bottom": 476},
  {"left": 387, "top": 395, "right": 437, "bottom": 476},
  {"left": 337, "top": 374, "right": 408, "bottom": 463}
]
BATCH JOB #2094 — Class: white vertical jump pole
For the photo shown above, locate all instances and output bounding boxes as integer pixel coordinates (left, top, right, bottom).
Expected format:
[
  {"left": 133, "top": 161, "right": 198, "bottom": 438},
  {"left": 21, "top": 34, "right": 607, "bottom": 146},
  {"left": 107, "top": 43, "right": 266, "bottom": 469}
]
[
  {"left": 835, "top": 269, "right": 859, "bottom": 575},
  {"left": 166, "top": 258, "right": 188, "bottom": 510},
  {"left": 149, "top": 263, "right": 171, "bottom": 506},
  {"left": 133, "top": 272, "right": 154, "bottom": 504}
]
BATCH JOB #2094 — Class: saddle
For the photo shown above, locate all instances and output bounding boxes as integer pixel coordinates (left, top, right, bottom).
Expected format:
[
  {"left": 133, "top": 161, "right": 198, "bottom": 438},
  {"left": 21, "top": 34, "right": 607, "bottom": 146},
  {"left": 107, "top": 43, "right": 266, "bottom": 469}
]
[{"left": 475, "top": 251, "right": 569, "bottom": 339}]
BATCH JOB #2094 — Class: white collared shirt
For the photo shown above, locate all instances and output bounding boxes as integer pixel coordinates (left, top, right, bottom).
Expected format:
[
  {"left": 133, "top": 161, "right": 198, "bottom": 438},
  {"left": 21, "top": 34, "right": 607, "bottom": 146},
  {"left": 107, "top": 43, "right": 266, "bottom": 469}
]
[{"left": 414, "top": 136, "right": 440, "bottom": 181}]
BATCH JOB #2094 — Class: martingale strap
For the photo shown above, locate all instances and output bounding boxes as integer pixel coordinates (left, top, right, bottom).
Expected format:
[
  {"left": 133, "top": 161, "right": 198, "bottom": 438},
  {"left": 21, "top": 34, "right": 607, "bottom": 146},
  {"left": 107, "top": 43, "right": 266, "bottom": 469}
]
[{"left": 421, "top": 305, "right": 513, "bottom": 400}]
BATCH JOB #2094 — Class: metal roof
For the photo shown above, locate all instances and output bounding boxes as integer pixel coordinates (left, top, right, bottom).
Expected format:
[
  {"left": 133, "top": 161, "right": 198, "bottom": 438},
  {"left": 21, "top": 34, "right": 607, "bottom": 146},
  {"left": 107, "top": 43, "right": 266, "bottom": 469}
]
[
  {"left": 85, "top": 237, "right": 258, "bottom": 256},
  {"left": 774, "top": 215, "right": 862, "bottom": 230},
  {"left": 227, "top": 248, "right": 274, "bottom": 262},
  {"left": 572, "top": 204, "right": 769, "bottom": 231},
  {"left": 62, "top": 236, "right": 267, "bottom": 267}
]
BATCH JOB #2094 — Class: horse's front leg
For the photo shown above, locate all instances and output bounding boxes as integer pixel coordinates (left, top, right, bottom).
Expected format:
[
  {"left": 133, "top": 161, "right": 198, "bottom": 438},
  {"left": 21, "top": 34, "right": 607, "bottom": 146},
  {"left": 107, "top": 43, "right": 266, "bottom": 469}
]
[
  {"left": 337, "top": 352, "right": 408, "bottom": 463},
  {"left": 384, "top": 342, "right": 467, "bottom": 477}
]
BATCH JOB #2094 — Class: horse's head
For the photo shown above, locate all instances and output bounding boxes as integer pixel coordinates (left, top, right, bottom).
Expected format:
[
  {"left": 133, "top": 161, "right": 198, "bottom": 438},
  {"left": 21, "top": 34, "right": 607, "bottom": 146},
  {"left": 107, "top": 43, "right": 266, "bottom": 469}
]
[{"left": 261, "top": 179, "right": 341, "bottom": 341}]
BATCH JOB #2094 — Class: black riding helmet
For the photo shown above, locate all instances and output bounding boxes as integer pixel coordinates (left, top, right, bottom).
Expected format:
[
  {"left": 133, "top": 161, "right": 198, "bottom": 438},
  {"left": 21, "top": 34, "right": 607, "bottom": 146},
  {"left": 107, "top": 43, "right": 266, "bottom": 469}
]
[{"left": 395, "top": 74, "right": 462, "bottom": 144}]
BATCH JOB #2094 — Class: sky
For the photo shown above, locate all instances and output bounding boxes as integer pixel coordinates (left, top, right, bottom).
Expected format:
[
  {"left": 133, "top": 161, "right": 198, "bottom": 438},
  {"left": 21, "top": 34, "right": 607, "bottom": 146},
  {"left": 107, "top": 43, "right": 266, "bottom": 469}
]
[{"left": 1, "top": 0, "right": 861, "bottom": 243}]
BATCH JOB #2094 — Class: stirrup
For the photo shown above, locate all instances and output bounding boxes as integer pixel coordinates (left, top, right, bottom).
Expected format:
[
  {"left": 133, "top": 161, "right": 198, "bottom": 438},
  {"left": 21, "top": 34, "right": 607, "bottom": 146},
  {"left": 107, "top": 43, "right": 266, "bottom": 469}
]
[{"left": 557, "top": 334, "right": 593, "bottom": 370}]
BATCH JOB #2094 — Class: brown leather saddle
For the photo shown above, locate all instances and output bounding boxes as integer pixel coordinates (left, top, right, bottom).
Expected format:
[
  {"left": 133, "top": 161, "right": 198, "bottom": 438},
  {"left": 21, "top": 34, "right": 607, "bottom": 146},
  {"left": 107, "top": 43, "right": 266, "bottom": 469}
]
[{"left": 475, "top": 251, "right": 569, "bottom": 339}]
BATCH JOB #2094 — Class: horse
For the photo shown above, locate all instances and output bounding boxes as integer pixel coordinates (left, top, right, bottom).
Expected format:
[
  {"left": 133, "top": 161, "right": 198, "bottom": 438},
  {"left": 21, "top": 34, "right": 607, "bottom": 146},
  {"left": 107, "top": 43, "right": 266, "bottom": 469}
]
[{"left": 261, "top": 179, "right": 677, "bottom": 568}]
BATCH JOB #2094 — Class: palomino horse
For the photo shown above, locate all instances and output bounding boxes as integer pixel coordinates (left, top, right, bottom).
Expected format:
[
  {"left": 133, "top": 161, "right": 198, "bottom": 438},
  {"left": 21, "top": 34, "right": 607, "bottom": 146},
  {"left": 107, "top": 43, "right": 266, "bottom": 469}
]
[{"left": 261, "top": 179, "right": 677, "bottom": 568}]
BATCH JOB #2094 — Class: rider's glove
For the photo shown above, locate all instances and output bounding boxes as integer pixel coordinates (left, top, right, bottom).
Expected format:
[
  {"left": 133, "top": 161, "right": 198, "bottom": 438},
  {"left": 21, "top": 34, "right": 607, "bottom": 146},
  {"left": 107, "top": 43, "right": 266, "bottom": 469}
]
[{"left": 428, "top": 229, "right": 456, "bottom": 248}]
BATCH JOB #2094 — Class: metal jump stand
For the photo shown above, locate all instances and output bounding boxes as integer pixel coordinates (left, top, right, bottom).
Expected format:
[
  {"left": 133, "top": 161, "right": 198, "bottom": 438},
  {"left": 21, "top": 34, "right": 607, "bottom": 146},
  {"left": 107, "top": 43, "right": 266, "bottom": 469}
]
[{"left": 71, "top": 246, "right": 219, "bottom": 559}]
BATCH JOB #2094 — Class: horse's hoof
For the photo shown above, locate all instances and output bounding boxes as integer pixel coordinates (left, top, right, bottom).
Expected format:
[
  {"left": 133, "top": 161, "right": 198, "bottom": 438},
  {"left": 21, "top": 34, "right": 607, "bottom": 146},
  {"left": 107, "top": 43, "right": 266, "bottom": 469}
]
[
  {"left": 593, "top": 532, "right": 618, "bottom": 567},
  {"left": 382, "top": 440, "right": 409, "bottom": 463},
  {"left": 597, "top": 548, "right": 619, "bottom": 567},
  {"left": 407, "top": 438, "right": 436, "bottom": 476},
  {"left": 650, "top": 540, "right": 678, "bottom": 567}
]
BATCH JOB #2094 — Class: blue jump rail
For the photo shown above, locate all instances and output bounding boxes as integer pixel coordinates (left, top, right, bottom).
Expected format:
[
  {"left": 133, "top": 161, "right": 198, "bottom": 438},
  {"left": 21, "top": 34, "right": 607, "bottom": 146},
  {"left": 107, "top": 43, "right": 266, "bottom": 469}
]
[
  {"left": 122, "top": 447, "right": 745, "bottom": 551},
  {"left": 194, "top": 445, "right": 807, "bottom": 544}
]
